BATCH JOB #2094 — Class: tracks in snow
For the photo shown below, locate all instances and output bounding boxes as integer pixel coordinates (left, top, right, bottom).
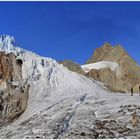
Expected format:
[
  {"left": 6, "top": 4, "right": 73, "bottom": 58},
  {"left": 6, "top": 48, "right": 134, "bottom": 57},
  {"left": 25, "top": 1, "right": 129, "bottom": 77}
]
[{"left": 54, "top": 94, "right": 87, "bottom": 139}]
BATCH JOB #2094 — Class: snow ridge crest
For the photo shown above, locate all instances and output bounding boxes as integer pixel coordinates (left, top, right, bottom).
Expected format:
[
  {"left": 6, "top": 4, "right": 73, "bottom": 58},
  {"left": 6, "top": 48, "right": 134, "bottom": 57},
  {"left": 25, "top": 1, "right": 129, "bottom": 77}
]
[{"left": 0, "top": 34, "right": 25, "bottom": 55}]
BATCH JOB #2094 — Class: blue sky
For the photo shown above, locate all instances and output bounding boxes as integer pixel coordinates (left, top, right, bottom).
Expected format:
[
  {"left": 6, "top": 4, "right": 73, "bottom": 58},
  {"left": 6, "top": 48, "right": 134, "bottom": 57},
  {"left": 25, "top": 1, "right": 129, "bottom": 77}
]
[{"left": 0, "top": 2, "right": 140, "bottom": 64}]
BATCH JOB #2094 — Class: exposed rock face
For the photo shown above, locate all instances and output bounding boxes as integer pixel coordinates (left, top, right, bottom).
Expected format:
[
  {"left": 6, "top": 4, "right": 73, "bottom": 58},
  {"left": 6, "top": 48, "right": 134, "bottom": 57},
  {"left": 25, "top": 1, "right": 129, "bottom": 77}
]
[
  {"left": 86, "top": 42, "right": 140, "bottom": 93},
  {"left": 0, "top": 52, "right": 29, "bottom": 125},
  {"left": 0, "top": 52, "right": 22, "bottom": 83},
  {"left": 86, "top": 68, "right": 129, "bottom": 93}
]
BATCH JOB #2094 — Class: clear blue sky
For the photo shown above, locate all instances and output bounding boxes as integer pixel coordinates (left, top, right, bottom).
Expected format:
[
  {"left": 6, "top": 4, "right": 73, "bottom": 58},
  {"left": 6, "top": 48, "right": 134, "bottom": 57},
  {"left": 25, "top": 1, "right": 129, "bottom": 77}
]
[{"left": 0, "top": 2, "right": 140, "bottom": 64}]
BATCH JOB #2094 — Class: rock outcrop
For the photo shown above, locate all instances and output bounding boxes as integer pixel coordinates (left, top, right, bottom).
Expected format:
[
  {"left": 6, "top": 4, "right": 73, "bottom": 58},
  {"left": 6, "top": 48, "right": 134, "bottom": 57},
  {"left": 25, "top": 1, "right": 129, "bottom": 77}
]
[
  {"left": 0, "top": 52, "right": 29, "bottom": 125},
  {"left": 85, "top": 42, "right": 140, "bottom": 93}
]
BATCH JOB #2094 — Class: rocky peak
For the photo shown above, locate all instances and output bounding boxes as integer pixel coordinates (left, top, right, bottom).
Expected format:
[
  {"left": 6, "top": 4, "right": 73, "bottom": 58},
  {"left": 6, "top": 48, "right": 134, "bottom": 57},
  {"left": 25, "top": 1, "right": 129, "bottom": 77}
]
[
  {"left": 86, "top": 42, "right": 131, "bottom": 64},
  {"left": 85, "top": 43, "right": 140, "bottom": 93},
  {"left": 102, "top": 42, "right": 112, "bottom": 49}
]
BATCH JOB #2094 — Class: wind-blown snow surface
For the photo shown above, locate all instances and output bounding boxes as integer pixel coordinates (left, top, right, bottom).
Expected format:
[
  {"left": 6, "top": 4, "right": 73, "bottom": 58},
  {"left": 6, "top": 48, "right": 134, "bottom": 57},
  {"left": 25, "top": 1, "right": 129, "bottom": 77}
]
[
  {"left": 0, "top": 35, "right": 140, "bottom": 139},
  {"left": 81, "top": 61, "right": 119, "bottom": 73}
]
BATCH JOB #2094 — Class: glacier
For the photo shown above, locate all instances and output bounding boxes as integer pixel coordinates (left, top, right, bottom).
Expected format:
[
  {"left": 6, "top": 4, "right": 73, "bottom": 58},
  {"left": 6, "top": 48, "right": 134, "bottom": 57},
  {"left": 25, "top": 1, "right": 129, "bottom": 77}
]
[
  {"left": 81, "top": 61, "right": 119, "bottom": 73},
  {"left": 0, "top": 35, "right": 140, "bottom": 138}
]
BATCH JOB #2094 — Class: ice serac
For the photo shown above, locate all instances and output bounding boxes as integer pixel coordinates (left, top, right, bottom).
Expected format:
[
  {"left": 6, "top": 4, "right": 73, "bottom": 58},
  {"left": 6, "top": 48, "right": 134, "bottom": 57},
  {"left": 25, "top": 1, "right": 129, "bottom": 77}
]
[
  {"left": 0, "top": 35, "right": 25, "bottom": 55},
  {"left": 85, "top": 42, "right": 140, "bottom": 93}
]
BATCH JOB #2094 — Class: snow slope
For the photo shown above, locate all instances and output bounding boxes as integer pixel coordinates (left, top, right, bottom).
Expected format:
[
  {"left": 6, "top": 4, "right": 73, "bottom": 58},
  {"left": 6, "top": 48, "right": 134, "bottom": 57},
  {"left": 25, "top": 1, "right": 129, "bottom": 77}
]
[
  {"left": 0, "top": 35, "right": 97, "bottom": 121},
  {"left": 81, "top": 61, "right": 119, "bottom": 73},
  {"left": 0, "top": 35, "right": 140, "bottom": 139}
]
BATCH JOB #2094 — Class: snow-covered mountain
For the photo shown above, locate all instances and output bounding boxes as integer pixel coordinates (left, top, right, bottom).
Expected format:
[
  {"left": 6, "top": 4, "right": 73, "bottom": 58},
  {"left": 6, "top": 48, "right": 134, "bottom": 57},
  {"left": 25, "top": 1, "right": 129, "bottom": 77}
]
[
  {"left": 0, "top": 35, "right": 97, "bottom": 119},
  {"left": 0, "top": 35, "right": 140, "bottom": 139}
]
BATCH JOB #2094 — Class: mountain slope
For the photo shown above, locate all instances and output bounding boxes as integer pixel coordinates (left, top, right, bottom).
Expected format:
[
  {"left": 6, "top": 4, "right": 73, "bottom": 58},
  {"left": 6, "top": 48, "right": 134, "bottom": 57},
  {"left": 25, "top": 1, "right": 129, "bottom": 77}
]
[
  {"left": 59, "top": 60, "right": 85, "bottom": 75},
  {"left": 0, "top": 35, "right": 97, "bottom": 122},
  {"left": 0, "top": 35, "right": 140, "bottom": 138}
]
